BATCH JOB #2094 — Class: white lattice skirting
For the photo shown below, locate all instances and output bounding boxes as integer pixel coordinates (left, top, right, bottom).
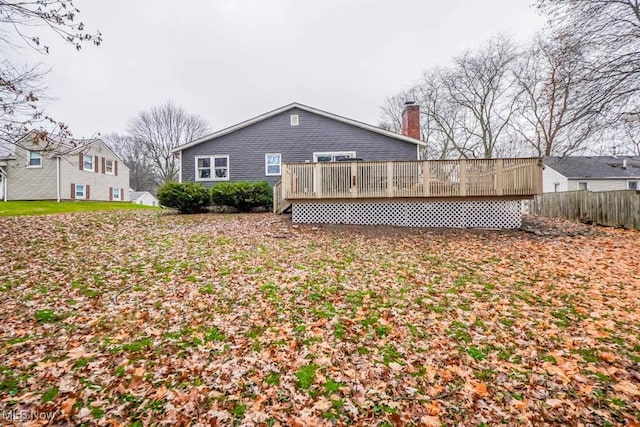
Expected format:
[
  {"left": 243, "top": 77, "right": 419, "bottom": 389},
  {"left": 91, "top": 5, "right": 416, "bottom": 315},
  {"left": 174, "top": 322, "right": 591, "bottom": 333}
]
[{"left": 291, "top": 200, "right": 522, "bottom": 228}]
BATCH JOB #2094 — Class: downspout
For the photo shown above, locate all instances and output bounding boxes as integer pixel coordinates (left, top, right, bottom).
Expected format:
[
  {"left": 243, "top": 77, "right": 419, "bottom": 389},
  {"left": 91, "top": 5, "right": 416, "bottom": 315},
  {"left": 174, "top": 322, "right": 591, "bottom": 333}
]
[
  {"left": 178, "top": 151, "right": 183, "bottom": 183},
  {"left": 0, "top": 167, "right": 7, "bottom": 202},
  {"left": 56, "top": 156, "right": 61, "bottom": 202}
]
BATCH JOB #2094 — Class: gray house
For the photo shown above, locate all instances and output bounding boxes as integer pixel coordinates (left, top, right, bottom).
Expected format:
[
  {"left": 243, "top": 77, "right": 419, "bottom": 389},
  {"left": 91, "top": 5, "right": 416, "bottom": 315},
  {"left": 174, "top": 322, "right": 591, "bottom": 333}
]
[
  {"left": 543, "top": 156, "right": 640, "bottom": 192},
  {"left": 171, "top": 102, "right": 425, "bottom": 186},
  {"left": 0, "top": 131, "right": 130, "bottom": 202}
]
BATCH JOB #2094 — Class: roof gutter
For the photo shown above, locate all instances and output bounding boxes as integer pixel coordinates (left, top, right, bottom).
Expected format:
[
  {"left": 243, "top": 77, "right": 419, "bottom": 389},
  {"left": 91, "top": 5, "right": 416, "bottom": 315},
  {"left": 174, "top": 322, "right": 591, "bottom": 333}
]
[
  {"left": 0, "top": 166, "right": 7, "bottom": 202},
  {"left": 56, "top": 156, "right": 61, "bottom": 202}
]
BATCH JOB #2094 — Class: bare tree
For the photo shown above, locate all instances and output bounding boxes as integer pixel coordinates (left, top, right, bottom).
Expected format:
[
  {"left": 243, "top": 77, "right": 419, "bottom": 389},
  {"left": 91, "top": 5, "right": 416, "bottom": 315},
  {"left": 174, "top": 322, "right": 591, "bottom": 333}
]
[
  {"left": 415, "top": 69, "right": 473, "bottom": 159},
  {"left": 442, "top": 36, "right": 521, "bottom": 158},
  {"left": 0, "top": 1, "right": 101, "bottom": 147},
  {"left": 537, "top": 0, "right": 640, "bottom": 116},
  {"left": 103, "top": 133, "right": 157, "bottom": 193},
  {"left": 381, "top": 36, "right": 522, "bottom": 159},
  {"left": 126, "top": 101, "right": 210, "bottom": 184},
  {"left": 511, "top": 33, "right": 612, "bottom": 157}
]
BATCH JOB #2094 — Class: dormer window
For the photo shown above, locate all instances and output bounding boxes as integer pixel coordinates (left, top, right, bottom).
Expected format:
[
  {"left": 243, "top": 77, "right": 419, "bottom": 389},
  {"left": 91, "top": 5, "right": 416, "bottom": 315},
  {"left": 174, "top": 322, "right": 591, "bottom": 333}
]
[{"left": 28, "top": 151, "right": 42, "bottom": 168}]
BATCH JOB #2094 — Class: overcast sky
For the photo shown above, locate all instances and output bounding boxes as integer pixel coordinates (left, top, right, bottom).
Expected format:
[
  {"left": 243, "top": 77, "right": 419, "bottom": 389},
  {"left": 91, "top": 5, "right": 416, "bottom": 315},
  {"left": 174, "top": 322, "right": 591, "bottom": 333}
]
[{"left": 14, "top": 0, "right": 546, "bottom": 139}]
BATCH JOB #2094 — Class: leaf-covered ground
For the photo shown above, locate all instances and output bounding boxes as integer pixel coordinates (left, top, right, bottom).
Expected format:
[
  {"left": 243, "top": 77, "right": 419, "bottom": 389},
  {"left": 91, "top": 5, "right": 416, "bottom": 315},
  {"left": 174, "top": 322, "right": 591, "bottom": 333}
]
[{"left": 0, "top": 211, "right": 639, "bottom": 426}]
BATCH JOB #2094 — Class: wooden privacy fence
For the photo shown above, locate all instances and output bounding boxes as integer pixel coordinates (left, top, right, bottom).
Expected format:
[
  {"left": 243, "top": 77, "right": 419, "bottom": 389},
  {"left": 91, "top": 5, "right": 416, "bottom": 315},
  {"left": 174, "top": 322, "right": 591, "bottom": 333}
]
[
  {"left": 281, "top": 158, "right": 542, "bottom": 200},
  {"left": 532, "top": 190, "right": 640, "bottom": 229}
]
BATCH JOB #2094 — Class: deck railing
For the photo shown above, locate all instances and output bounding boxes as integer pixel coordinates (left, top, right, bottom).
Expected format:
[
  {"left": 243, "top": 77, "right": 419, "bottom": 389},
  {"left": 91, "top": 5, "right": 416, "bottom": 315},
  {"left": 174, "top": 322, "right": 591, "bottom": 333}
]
[
  {"left": 281, "top": 158, "right": 542, "bottom": 200},
  {"left": 272, "top": 180, "right": 287, "bottom": 213}
]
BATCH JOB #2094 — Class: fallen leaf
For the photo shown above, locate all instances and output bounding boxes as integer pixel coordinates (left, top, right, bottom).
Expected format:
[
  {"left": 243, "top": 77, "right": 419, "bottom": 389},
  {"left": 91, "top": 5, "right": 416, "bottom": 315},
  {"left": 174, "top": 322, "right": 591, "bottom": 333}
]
[
  {"left": 613, "top": 381, "right": 640, "bottom": 396},
  {"left": 419, "top": 415, "right": 440, "bottom": 427}
]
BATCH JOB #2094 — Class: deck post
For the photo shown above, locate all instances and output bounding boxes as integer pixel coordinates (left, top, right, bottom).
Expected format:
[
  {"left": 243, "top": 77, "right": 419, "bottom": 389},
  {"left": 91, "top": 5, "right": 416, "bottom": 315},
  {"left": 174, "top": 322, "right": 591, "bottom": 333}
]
[
  {"left": 351, "top": 162, "right": 358, "bottom": 198},
  {"left": 313, "top": 163, "right": 321, "bottom": 198},
  {"left": 422, "top": 160, "right": 430, "bottom": 197},
  {"left": 386, "top": 162, "right": 394, "bottom": 197},
  {"left": 282, "top": 165, "right": 289, "bottom": 199},
  {"left": 495, "top": 159, "right": 504, "bottom": 196},
  {"left": 459, "top": 159, "right": 467, "bottom": 197}
]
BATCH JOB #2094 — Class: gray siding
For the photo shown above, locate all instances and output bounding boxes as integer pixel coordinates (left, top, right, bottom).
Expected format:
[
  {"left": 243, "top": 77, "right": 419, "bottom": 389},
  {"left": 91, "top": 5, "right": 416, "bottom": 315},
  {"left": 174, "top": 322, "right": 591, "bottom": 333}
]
[{"left": 181, "top": 107, "right": 419, "bottom": 186}]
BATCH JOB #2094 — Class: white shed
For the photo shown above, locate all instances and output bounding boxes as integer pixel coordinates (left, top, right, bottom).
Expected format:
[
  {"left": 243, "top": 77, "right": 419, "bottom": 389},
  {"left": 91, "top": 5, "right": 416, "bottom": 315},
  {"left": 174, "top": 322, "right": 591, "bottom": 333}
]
[{"left": 130, "top": 191, "right": 159, "bottom": 207}]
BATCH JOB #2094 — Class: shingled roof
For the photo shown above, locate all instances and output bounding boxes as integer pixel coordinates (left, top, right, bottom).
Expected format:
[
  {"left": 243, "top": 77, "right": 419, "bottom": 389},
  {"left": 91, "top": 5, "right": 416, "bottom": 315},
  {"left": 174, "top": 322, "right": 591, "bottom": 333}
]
[{"left": 544, "top": 156, "right": 640, "bottom": 179}]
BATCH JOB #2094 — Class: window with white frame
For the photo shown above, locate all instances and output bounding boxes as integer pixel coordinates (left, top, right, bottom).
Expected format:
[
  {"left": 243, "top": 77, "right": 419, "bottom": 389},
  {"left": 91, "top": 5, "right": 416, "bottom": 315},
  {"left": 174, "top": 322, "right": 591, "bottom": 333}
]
[
  {"left": 83, "top": 155, "right": 94, "bottom": 171},
  {"left": 313, "top": 151, "right": 356, "bottom": 162},
  {"left": 112, "top": 187, "right": 120, "bottom": 199},
  {"left": 290, "top": 114, "right": 299, "bottom": 126},
  {"left": 628, "top": 180, "right": 639, "bottom": 190},
  {"left": 195, "top": 155, "right": 229, "bottom": 181},
  {"left": 27, "top": 151, "right": 42, "bottom": 167},
  {"left": 265, "top": 153, "right": 281, "bottom": 176},
  {"left": 105, "top": 159, "right": 114, "bottom": 174},
  {"left": 196, "top": 156, "right": 211, "bottom": 180},
  {"left": 214, "top": 156, "right": 229, "bottom": 179},
  {"left": 578, "top": 182, "right": 588, "bottom": 190},
  {"left": 76, "top": 184, "right": 86, "bottom": 199}
]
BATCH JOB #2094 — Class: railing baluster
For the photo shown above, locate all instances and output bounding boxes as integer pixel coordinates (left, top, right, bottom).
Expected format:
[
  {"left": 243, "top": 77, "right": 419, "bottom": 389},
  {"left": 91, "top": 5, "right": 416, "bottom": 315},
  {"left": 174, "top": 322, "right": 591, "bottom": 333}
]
[{"left": 281, "top": 158, "right": 541, "bottom": 200}]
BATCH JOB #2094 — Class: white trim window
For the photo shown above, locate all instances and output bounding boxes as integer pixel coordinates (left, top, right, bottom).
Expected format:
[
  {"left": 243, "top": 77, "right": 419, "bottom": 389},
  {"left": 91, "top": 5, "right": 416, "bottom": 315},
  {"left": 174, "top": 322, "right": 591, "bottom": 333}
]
[
  {"left": 112, "top": 187, "right": 120, "bottom": 199},
  {"left": 195, "top": 155, "right": 230, "bottom": 181},
  {"left": 290, "top": 114, "right": 299, "bottom": 126},
  {"left": 27, "top": 151, "right": 42, "bottom": 168},
  {"left": 83, "top": 155, "right": 94, "bottom": 171},
  {"left": 196, "top": 156, "right": 211, "bottom": 180},
  {"left": 628, "top": 180, "right": 639, "bottom": 190},
  {"left": 578, "top": 182, "right": 588, "bottom": 190},
  {"left": 265, "top": 153, "right": 281, "bottom": 176},
  {"left": 105, "top": 159, "right": 114, "bottom": 175},
  {"left": 76, "top": 184, "right": 86, "bottom": 199},
  {"left": 313, "top": 151, "right": 356, "bottom": 162}
]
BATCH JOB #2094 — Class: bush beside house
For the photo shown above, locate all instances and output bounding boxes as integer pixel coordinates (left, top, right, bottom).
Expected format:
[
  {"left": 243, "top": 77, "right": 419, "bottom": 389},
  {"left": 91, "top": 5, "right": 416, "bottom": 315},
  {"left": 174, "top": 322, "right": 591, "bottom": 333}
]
[
  {"left": 157, "top": 182, "right": 211, "bottom": 214},
  {"left": 211, "top": 181, "right": 272, "bottom": 212},
  {"left": 157, "top": 181, "right": 272, "bottom": 214}
]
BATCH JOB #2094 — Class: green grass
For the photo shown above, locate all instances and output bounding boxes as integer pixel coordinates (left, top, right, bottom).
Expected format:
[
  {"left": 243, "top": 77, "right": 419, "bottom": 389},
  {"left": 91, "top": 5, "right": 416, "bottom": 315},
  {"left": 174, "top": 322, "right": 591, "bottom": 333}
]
[{"left": 0, "top": 201, "right": 158, "bottom": 217}]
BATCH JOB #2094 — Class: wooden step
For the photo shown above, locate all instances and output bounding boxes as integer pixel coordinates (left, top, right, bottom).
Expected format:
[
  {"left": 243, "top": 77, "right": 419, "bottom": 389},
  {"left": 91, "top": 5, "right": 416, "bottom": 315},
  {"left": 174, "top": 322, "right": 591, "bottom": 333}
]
[{"left": 275, "top": 202, "right": 292, "bottom": 215}]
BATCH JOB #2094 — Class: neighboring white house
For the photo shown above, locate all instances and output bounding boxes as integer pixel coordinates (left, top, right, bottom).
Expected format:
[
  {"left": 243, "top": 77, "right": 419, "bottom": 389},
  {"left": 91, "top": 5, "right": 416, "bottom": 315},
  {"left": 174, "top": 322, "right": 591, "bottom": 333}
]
[
  {"left": 130, "top": 190, "right": 158, "bottom": 207},
  {"left": 0, "top": 131, "right": 130, "bottom": 202},
  {"left": 543, "top": 156, "right": 640, "bottom": 192}
]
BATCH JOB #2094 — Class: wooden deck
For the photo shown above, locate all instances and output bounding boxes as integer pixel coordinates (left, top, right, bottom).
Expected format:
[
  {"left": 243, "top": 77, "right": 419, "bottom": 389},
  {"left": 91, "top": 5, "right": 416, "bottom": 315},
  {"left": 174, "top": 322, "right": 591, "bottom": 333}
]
[{"left": 274, "top": 158, "right": 542, "bottom": 211}]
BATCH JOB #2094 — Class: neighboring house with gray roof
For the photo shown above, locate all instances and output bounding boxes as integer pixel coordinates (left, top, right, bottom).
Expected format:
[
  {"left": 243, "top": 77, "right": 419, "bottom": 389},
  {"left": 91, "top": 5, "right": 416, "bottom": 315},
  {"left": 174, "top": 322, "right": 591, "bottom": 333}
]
[
  {"left": 0, "top": 131, "right": 130, "bottom": 202},
  {"left": 171, "top": 102, "right": 425, "bottom": 186},
  {"left": 543, "top": 156, "right": 640, "bottom": 192},
  {"left": 130, "top": 190, "right": 158, "bottom": 207}
]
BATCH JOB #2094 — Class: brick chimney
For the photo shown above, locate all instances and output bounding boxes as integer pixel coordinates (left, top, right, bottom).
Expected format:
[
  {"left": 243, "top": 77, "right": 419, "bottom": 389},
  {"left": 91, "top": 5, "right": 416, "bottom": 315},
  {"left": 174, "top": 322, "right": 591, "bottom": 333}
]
[{"left": 401, "top": 101, "right": 420, "bottom": 140}]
